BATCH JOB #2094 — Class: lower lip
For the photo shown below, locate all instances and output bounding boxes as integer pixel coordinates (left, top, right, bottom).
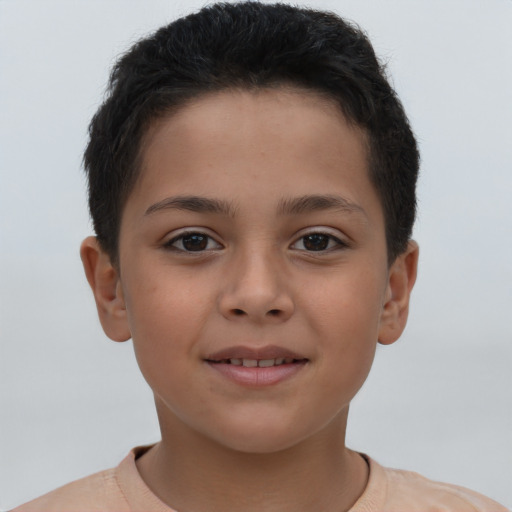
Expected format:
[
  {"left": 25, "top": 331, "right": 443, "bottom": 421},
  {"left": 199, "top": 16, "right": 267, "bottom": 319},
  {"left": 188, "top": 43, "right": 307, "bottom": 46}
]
[{"left": 206, "top": 361, "right": 307, "bottom": 387}]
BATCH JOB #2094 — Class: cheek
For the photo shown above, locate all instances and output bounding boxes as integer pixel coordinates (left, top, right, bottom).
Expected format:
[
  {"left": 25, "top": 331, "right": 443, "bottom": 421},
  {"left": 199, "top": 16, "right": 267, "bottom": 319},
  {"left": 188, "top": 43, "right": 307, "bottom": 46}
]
[
  {"left": 302, "top": 266, "right": 385, "bottom": 391},
  {"left": 122, "top": 263, "right": 210, "bottom": 337},
  {"left": 121, "top": 271, "right": 208, "bottom": 380},
  {"left": 302, "top": 265, "right": 386, "bottom": 339},
  {"left": 312, "top": 310, "right": 378, "bottom": 418}
]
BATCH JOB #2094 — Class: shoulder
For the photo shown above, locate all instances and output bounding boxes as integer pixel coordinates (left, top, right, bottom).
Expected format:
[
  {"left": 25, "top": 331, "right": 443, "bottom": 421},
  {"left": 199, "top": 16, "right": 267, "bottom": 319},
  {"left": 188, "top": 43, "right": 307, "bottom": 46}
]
[
  {"left": 385, "top": 466, "right": 508, "bottom": 511},
  {"left": 11, "top": 467, "right": 130, "bottom": 512},
  {"left": 361, "top": 456, "right": 509, "bottom": 512}
]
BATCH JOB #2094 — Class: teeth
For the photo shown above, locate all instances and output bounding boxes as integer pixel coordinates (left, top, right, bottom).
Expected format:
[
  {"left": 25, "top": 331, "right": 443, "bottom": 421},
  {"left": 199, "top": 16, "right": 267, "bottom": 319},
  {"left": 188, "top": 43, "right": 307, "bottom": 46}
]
[
  {"left": 233, "top": 358, "right": 295, "bottom": 367},
  {"left": 217, "top": 358, "right": 299, "bottom": 366}
]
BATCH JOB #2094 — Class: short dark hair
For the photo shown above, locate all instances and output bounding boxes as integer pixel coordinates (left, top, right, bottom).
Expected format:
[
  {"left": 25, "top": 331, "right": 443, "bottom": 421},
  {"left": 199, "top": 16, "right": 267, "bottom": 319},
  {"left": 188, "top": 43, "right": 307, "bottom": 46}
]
[{"left": 84, "top": 1, "right": 419, "bottom": 264}]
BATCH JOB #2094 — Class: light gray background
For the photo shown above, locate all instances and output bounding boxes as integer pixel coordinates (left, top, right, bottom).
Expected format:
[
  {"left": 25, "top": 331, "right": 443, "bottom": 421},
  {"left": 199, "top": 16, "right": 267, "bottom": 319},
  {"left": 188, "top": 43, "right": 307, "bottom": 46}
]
[{"left": 1, "top": 0, "right": 511, "bottom": 509}]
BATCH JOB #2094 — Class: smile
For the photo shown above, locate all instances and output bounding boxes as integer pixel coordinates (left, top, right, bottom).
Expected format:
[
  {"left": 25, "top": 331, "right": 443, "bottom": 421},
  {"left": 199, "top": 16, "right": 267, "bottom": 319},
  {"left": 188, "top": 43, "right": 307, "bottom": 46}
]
[
  {"left": 208, "top": 358, "right": 303, "bottom": 367},
  {"left": 204, "top": 347, "right": 308, "bottom": 386}
]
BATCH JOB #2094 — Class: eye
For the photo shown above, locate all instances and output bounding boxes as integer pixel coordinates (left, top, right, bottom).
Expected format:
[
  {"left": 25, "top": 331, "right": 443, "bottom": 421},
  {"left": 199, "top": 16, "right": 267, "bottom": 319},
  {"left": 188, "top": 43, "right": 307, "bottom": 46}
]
[
  {"left": 165, "top": 232, "right": 222, "bottom": 252},
  {"left": 291, "top": 232, "right": 346, "bottom": 252}
]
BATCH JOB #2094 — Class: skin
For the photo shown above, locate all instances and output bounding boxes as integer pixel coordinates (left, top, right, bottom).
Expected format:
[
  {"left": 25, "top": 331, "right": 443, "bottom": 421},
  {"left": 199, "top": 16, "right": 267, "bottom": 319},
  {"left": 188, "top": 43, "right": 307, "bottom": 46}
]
[{"left": 81, "top": 88, "right": 418, "bottom": 512}]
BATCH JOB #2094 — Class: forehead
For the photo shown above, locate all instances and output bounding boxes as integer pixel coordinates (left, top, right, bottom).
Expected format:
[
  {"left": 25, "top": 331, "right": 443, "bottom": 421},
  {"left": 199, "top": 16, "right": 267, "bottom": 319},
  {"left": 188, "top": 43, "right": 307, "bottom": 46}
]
[
  {"left": 126, "top": 87, "right": 381, "bottom": 224},
  {"left": 142, "top": 87, "right": 365, "bottom": 156}
]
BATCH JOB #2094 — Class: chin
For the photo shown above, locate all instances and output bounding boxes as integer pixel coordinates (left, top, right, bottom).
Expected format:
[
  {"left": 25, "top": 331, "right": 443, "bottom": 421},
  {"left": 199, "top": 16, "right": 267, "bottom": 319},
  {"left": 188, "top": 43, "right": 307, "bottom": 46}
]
[
  {"left": 203, "top": 413, "right": 324, "bottom": 455},
  {"left": 215, "top": 431, "right": 303, "bottom": 455}
]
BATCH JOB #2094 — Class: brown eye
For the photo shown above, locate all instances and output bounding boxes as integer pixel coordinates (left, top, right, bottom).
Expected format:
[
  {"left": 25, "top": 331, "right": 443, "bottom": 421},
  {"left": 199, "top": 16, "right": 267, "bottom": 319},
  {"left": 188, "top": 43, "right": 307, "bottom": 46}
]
[
  {"left": 302, "top": 234, "right": 330, "bottom": 251},
  {"left": 182, "top": 233, "right": 208, "bottom": 251},
  {"left": 166, "top": 232, "right": 221, "bottom": 252},
  {"left": 291, "top": 232, "right": 346, "bottom": 252}
]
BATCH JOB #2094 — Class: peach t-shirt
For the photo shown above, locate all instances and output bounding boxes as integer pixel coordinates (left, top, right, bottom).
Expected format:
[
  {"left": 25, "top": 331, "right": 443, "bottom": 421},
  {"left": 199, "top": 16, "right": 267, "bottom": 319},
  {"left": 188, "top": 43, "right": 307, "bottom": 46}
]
[{"left": 13, "top": 446, "right": 509, "bottom": 512}]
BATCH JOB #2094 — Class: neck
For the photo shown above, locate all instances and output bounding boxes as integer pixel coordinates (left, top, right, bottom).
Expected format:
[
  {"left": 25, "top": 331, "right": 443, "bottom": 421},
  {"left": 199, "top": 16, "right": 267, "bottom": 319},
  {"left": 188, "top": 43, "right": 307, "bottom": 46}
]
[{"left": 136, "top": 406, "right": 369, "bottom": 512}]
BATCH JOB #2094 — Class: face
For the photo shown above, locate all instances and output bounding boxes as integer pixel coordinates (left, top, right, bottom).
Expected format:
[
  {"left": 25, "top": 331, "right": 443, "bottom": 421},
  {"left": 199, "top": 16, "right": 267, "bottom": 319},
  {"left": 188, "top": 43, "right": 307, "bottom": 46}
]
[{"left": 90, "top": 88, "right": 415, "bottom": 454}]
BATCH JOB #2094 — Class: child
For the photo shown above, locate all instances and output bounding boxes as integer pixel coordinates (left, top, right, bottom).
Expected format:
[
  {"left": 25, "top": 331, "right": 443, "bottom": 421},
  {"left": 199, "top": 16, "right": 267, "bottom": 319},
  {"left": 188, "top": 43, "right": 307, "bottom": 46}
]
[{"left": 12, "top": 2, "right": 509, "bottom": 511}]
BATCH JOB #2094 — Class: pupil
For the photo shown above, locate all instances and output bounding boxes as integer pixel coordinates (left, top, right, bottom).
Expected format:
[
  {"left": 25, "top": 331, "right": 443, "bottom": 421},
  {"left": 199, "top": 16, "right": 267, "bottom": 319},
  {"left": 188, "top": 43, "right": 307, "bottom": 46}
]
[
  {"left": 304, "top": 234, "right": 328, "bottom": 251},
  {"left": 183, "top": 234, "right": 207, "bottom": 251}
]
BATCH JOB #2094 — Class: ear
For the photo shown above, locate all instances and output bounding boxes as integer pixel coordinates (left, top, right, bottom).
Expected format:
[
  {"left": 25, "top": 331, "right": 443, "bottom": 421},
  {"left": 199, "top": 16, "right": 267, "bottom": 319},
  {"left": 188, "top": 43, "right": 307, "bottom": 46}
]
[
  {"left": 378, "top": 240, "right": 419, "bottom": 345},
  {"left": 80, "top": 236, "right": 131, "bottom": 342}
]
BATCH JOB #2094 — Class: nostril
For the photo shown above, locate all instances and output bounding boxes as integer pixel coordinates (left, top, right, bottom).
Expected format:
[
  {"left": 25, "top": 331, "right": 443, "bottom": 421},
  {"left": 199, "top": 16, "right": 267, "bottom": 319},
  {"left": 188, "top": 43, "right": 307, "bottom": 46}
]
[
  {"left": 233, "top": 309, "right": 245, "bottom": 316},
  {"left": 268, "top": 309, "right": 281, "bottom": 316}
]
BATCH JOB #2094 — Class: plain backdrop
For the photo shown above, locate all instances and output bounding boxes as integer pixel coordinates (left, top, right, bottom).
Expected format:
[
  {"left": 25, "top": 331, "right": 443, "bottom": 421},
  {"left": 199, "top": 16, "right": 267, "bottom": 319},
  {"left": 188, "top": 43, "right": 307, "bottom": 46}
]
[{"left": 1, "top": 0, "right": 511, "bottom": 509}]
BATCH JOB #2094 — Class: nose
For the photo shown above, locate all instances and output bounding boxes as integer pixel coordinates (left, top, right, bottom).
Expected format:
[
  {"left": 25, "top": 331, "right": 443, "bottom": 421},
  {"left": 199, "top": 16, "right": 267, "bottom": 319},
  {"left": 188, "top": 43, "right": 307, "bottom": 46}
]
[{"left": 218, "top": 248, "right": 294, "bottom": 323}]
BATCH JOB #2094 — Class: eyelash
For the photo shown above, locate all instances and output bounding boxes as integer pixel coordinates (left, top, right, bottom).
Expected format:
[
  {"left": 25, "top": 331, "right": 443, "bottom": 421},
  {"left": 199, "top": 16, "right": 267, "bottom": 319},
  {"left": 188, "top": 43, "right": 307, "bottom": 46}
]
[
  {"left": 164, "top": 229, "right": 348, "bottom": 254},
  {"left": 164, "top": 231, "right": 222, "bottom": 253},
  {"left": 290, "top": 232, "right": 347, "bottom": 252}
]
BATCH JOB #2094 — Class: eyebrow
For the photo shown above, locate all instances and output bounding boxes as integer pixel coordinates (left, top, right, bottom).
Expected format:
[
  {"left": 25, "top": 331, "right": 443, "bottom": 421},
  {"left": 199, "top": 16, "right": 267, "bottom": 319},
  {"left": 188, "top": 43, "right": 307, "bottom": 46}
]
[
  {"left": 144, "top": 193, "right": 366, "bottom": 218},
  {"left": 145, "top": 195, "right": 237, "bottom": 217},
  {"left": 277, "top": 194, "right": 367, "bottom": 218}
]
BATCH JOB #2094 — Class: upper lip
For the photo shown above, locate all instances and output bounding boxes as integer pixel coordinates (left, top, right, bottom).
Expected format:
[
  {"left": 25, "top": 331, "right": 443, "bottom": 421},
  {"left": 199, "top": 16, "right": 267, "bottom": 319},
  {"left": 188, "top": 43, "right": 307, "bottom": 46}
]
[{"left": 205, "top": 345, "right": 307, "bottom": 361}]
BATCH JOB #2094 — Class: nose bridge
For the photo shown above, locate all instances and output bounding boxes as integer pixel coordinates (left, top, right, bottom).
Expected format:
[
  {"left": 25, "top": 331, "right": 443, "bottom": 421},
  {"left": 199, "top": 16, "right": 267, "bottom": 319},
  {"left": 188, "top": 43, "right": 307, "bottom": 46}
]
[{"left": 218, "top": 240, "right": 294, "bottom": 322}]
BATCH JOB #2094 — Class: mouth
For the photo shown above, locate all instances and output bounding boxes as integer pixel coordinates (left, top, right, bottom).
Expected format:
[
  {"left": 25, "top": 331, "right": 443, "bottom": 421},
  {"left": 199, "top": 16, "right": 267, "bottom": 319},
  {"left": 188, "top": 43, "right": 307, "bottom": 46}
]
[
  {"left": 204, "top": 346, "right": 308, "bottom": 386},
  {"left": 206, "top": 357, "right": 306, "bottom": 367}
]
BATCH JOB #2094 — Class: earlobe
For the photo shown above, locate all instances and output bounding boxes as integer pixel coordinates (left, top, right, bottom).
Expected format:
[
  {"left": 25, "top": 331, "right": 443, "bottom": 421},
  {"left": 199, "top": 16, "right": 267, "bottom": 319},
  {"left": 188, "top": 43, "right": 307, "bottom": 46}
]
[
  {"left": 378, "top": 240, "right": 419, "bottom": 345},
  {"left": 80, "top": 236, "right": 131, "bottom": 342}
]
